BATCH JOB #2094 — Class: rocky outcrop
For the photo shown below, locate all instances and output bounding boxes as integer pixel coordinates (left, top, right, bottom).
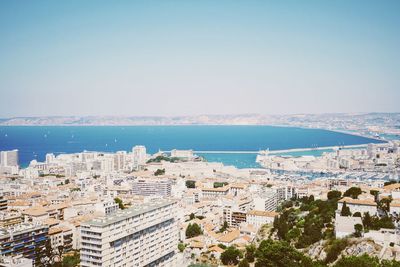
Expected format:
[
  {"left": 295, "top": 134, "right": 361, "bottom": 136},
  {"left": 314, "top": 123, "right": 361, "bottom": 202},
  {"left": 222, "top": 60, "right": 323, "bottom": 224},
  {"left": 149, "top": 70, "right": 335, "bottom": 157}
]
[
  {"left": 305, "top": 238, "right": 384, "bottom": 264},
  {"left": 340, "top": 239, "right": 382, "bottom": 258},
  {"left": 306, "top": 240, "right": 327, "bottom": 261}
]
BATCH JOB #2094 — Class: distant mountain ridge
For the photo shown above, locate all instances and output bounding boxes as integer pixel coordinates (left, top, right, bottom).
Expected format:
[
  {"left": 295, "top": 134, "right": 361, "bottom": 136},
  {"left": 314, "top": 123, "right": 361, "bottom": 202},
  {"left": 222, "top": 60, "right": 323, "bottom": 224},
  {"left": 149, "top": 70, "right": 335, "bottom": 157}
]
[
  {"left": 0, "top": 113, "right": 399, "bottom": 127},
  {"left": 0, "top": 114, "right": 271, "bottom": 126}
]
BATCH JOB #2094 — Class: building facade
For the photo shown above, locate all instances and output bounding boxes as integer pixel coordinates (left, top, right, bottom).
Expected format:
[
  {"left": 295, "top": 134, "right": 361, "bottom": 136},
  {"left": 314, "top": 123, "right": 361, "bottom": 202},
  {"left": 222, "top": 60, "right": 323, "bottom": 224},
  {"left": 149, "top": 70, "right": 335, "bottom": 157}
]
[
  {"left": 80, "top": 200, "right": 178, "bottom": 267},
  {"left": 0, "top": 223, "right": 48, "bottom": 266},
  {"left": 131, "top": 179, "right": 172, "bottom": 197}
]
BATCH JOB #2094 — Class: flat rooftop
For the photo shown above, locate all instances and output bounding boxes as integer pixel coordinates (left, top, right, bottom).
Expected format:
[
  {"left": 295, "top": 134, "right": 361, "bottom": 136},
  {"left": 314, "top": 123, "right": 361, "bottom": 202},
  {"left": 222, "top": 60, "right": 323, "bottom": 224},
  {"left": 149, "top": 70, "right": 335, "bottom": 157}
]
[
  {"left": 83, "top": 199, "right": 176, "bottom": 227},
  {"left": 0, "top": 222, "right": 47, "bottom": 237}
]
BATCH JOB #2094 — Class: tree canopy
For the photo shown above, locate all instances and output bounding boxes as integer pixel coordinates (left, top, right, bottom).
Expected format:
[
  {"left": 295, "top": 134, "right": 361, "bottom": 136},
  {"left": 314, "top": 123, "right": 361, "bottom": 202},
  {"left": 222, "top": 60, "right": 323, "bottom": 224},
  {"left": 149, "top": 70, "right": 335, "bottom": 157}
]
[
  {"left": 220, "top": 246, "right": 242, "bottom": 265},
  {"left": 154, "top": 168, "right": 165, "bottom": 176},
  {"left": 255, "top": 239, "right": 323, "bottom": 267},
  {"left": 185, "top": 223, "right": 203, "bottom": 238},
  {"left": 114, "top": 197, "right": 125, "bottom": 210},
  {"left": 343, "top": 187, "right": 362, "bottom": 199},
  {"left": 327, "top": 190, "right": 342, "bottom": 200},
  {"left": 340, "top": 201, "right": 351, "bottom": 216},
  {"left": 185, "top": 180, "right": 196, "bottom": 188}
]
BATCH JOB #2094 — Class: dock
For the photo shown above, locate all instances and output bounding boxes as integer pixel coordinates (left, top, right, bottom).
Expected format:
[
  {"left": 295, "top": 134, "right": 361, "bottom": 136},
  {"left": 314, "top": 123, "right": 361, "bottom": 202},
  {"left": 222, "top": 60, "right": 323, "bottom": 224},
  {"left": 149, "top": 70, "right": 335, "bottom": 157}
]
[{"left": 164, "top": 144, "right": 368, "bottom": 155}]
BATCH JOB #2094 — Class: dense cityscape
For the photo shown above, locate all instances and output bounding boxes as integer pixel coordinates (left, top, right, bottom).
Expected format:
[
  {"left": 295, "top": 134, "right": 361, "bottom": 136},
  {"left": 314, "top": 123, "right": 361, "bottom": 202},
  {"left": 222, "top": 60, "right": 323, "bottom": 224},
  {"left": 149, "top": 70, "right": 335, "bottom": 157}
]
[
  {"left": 1, "top": 0, "right": 399, "bottom": 266},
  {"left": 1, "top": 124, "right": 400, "bottom": 266}
]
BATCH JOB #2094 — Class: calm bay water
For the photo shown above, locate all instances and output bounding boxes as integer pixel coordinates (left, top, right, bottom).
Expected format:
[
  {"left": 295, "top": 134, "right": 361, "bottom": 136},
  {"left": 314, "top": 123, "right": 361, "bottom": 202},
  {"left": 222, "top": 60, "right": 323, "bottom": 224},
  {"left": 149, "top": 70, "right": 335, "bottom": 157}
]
[{"left": 0, "top": 126, "right": 384, "bottom": 168}]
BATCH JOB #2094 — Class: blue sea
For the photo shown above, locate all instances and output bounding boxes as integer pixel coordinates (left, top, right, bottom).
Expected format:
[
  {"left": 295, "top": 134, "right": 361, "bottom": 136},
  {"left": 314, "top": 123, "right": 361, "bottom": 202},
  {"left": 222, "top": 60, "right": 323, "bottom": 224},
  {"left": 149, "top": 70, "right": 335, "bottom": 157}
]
[{"left": 0, "top": 126, "right": 384, "bottom": 168}]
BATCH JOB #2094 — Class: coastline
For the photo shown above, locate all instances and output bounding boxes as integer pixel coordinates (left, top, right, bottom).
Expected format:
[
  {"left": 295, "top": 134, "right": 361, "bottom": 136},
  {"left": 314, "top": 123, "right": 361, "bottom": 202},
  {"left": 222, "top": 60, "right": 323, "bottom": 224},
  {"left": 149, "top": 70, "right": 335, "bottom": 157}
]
[{"left": 0, "top": 125, "right": 388, "bottom": 169}]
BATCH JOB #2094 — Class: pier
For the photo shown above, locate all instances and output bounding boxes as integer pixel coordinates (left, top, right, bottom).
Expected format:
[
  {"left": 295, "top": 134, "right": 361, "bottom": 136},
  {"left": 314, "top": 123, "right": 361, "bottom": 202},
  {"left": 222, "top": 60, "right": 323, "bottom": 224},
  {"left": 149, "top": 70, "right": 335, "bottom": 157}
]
[
  {"left": 266, "top": 144, "right": 367, "bottom": 154},
  {"left": 164, "top": 144, "right": 368, "bottom": 155}
]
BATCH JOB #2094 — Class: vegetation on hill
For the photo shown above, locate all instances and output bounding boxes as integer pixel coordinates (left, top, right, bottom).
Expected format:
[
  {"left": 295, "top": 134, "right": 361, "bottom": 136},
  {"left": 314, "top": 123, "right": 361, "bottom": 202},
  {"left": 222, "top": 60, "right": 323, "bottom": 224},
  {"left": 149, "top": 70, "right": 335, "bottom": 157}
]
[
  {"left": 273, "top": 194, "right": 338, "bottom": 248},
  {"left": 202, "top": 190, "right": 398, "bottom": 266},
  {"left": 216, "top": 240, "right": 400, "bottom": 267},
  {"left": 146, "top": 155, "right": 180, "bottom": 163}
]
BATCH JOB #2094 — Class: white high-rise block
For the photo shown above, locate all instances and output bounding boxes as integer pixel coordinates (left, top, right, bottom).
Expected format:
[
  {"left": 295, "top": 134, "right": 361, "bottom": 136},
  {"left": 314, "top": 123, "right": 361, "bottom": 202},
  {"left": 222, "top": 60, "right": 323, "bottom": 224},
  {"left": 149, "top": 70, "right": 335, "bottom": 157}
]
[{"left": 80, "top": 200, "right": 178, "bottom": 267}]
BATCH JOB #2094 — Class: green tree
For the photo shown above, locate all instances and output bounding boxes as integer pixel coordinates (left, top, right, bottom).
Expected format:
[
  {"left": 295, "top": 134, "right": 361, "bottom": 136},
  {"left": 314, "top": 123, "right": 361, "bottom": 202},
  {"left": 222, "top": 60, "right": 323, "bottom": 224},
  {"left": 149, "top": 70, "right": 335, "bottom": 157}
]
[
  {"left": 218, "top": 221, "right": 229, "bottom": 233},
  {"left": 189, "top": 213, "right": 195, "bottom": 220},
  {"left": 281, "top": 200, "right": 294, "bottom": 209},
  {"left": 178, "top": 242, "right": 186, "bottom": 253},
  {"left": 370, "top": 215, "right": 395, "bottom": 230},
  {"left": 273, "top": 213, "right": 290, "bottom": 241},
  {"left": 384, "top": 180, "right": 398, "bottom": 186},
  {"left": 363, "top": 212, "right": 372, "bottom": 229},
  {"left": 213, "top": 182, "right": 228, "bottom": 188},
  {"left": 255, "top": 239, "right": 319, "bottom": 267},
  {"left": 381, "top": 259, "right": 400, "bottom": 267},
  {"left": 218, "top": 243, "right": 227, "bottom": 249},
  {"left": 287, "top": 227, "right": 301, "bottom": 240},
  {"left": 220, "top": 246, "right": 242, "bottom": 265},
  {"left": 327, "top": 190, "right": 342, "bottom": 200},
  {"left": 333, "top": 254, "right": 380, "bottom": 267},
  {"left": 238, "top": 259, "right": 250, "bottom": 267},
  {"left": 370, "top": 190, "right": 379, "bottom": 202},
  {"left": 114, "top": 197, "right": 125, "bottom": 210},
  {"left": 378, "top": 196, "right": 392, "bottom": 215},
  {"left": 340, "top": 201, "right": 351, "bottom": 216},
  {"left": 185, "top": 223, "right": 203, "bottom": 238},
  {"left": 185, "top": 180, "right": 196, "bottom": 188},
  {"left": 324, "top": 238, "right": 348, "bottom": 263},
  {"left": 343, "top": 187, "right": 362, "bottom": 199},
  {"left": 154, "top": 168, "right": 165, "bottom": 176},
  {"left": 354, "top": 224, "right": 363, "bottom": 237},
  {"left": 62, "top": 251, "right": 80, "bottom": 267},
  {"left": 245, "top": 244, "right": 256, "bottom": 263}
]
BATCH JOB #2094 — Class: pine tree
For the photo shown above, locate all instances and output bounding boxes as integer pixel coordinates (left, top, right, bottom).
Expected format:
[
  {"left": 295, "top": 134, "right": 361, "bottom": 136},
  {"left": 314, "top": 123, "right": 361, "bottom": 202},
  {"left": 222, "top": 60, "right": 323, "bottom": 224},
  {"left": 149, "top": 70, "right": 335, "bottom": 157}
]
[{"left": 340, "top": 201, "right": 351, "bottom": 216}]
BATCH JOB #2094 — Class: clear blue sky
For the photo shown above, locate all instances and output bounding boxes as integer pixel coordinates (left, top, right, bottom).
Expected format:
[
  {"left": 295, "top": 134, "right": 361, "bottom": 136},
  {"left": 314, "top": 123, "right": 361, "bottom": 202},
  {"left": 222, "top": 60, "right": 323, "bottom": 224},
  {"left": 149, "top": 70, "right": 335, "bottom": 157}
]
[{"left": 0, "top": 0, "right": 399, "bottom": 117}]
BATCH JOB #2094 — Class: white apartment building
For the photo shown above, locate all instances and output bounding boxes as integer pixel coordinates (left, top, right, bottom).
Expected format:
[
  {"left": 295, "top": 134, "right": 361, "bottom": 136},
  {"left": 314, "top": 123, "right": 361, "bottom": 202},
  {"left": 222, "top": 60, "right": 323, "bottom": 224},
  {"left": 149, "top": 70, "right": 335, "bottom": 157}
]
[
  {"left": 246, "top": 210, "right": 278, "bottom": 228},
  {"left": 276, "top": 186, "right": 296, "bottom": 202},
  {"left": 201, "top": 186, "right": 230, "bottom": 199},
  {"left": 0, "top": 150, "right": 18, "bottom": 167},
  {"left": 94, "top": 199, "right": 119, "bottom": 215},
  {"left": 132, "top": 146, "right": 147, "bottom": 169},
  {"left": 0, "top": 150, "right": 19, "bottom": 174},
  {"left": 80, "top": 200, "right": 178, "bottom": 267},
  {"left": 131, "top": 179, "right": 172, "bottom": 197},
  {"left": 253, "top": 189, "right": 278, "bottom": 211},
  {"left": 113, "top": 151, "right": 127, "bottom": 171},
  {"left": 0, "top": 223, "right": 48, "bottom": 266}
]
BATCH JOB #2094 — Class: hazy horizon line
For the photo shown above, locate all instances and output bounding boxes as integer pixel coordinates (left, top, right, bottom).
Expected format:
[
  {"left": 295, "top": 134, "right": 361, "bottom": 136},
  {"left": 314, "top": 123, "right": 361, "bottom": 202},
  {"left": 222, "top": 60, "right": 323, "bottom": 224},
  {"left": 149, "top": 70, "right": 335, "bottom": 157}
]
[{"left": 1, "top": 112, "right": 400, "bottom": 120}]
